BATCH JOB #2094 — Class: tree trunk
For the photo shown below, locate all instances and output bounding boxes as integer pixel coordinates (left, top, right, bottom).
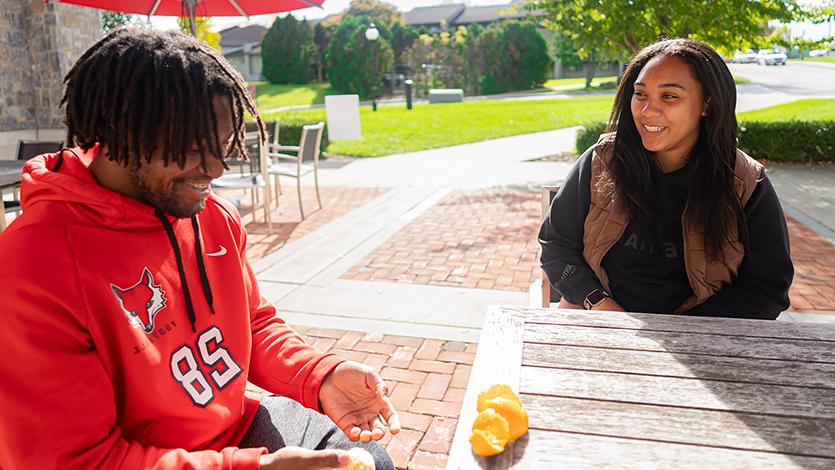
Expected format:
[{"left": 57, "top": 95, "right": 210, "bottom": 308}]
[{"left": 585, "top": 52, "right": 596, "bottom": 89}]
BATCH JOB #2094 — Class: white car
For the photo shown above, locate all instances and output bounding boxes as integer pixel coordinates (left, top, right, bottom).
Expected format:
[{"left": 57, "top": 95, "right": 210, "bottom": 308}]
[
  {"left": 809, "top": 48, "right": 833, "bottom": 58},
  {"left": 757, "top": 49, "right": 787, "bottom": 66},
  {"left": 732, "top": 50, "right": 758, "bottom": 63}
]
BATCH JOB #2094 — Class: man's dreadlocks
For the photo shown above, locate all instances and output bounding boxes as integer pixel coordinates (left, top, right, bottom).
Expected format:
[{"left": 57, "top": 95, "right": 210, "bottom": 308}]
[{"left": 62, "top": 27, "right": 264, "bottom": 170}]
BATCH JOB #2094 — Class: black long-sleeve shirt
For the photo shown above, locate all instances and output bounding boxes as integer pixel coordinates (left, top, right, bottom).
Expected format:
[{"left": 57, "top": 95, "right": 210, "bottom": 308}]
[{"left": 538, "top": 148, "right": 794, "bottom": 320}]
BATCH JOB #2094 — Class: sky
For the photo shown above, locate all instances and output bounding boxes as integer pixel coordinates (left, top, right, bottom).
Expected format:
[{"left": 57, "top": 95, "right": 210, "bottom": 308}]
[{"left": 146, "top": 0, "right": 834, "bottom": 41}]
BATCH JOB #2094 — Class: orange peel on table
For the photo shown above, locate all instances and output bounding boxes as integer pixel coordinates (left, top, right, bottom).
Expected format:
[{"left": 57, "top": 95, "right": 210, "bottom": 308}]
[
  {"left": 334, "top": 447, "right": 375, "bottom": 470},
  {"left": 477, "top": 384, "right": 523, "bottom": 411},
  {"left": 480, "top": 396, "right": 529, "bottom": 441},
  {"left": 469, "top": 408, "right": 511, "bottom": 457}
]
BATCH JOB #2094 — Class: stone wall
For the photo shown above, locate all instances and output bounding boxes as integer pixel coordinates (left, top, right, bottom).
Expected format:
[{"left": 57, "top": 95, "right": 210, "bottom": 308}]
[{"left": 0, "top": 0, "right": 100, "bottom": 158}]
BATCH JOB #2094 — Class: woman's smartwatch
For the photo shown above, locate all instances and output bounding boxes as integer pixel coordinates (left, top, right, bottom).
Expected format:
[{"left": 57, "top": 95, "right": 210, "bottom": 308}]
[{"left": 583, "top": 289, "right": 609, "bottom": 310}]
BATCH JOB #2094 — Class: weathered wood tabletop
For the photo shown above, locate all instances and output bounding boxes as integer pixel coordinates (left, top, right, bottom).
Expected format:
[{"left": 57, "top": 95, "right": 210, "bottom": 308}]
[
  {"left": 447, "top": 306, "right": 835, "bottom": 469},
  {"left": 0, "top": 161, "right": 25, "bottom": 188}
]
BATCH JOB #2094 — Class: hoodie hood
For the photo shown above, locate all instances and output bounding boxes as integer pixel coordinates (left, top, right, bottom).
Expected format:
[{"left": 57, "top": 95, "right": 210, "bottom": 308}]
[
  {"left": 21, "top": 145, "right": 165, "bottom": 230},
  {"left": 20, "top": 145, "right": 217, "bottom": 332}
]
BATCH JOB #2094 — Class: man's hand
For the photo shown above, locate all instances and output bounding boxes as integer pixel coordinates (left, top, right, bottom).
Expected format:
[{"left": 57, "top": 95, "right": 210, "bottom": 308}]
[
  {"left": 259, "top": 447, "right": 349, "bottom": 469},
  {"left": 320, "top": 361, "right": 402, "bottom": 442}
]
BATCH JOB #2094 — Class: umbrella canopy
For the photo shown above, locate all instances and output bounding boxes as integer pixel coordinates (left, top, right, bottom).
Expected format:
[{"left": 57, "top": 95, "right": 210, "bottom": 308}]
[{"left": 57, "top": 0, "right": 324, "bottom": 35}]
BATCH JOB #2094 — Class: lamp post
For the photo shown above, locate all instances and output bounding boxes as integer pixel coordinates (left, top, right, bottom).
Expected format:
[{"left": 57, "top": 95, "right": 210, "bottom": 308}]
[{"left": 365, "top": 23, "right": 379, "bottom": 112}]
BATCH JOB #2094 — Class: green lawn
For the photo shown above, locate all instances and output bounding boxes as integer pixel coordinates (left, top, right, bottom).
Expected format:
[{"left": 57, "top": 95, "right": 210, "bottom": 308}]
[
  {"left": 790, "top": 56, "right": 835, "bottom": 63},
  {"left": 253, "top": 82, "right": 336, "bottom": 110},
  {"left": 263, "top": 95, "right": 614, "bottom": 157},
  {"left": 542, "top": 74, "right": 750, "bottom": 88},
  {"left": 737, "top": 99, "right": 835, "bottom": 121}
]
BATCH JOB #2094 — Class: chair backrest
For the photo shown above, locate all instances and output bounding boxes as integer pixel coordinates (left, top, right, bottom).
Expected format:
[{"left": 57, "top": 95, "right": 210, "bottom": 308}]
[
  {"left": 265, "top": 120, "right": 279, "bottom": 146},
  {"left": 297, "top": 122, "right": 325, "bottom": 164},
  {"left": 16, "top": 141, "right": 63, "bottom": 160}
]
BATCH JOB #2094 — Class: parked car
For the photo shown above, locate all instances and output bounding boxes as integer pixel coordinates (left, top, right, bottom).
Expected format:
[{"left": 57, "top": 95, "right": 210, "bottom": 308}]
[
  {"left": 732, "top": 50, "right": 758, "bottom": 63},
  {"left": 757, "top": 49, "right": 787, "bottom": 66},
  {"left": 809, "top": 48, "right": 833, "bottom": 58}
]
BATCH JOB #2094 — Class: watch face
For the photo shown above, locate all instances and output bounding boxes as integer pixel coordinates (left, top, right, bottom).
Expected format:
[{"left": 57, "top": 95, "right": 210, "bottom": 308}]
[{"left": 587, "top": 290, "right": 606, "bottom": 304}]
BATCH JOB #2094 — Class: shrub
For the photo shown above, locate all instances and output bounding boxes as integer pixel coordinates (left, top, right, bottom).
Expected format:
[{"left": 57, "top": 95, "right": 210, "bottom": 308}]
[
  {"left": 575, "top": 120, "right": 835, "bottom": 163},
  {"left": 480, "top": 21, "right": 552, "bottom": 94},
  {"left": 262, "top": 14, "right": 316, "bottom": 84},
  {"left": 403, "top": 20, "right": 551, "bottom": 96},
  {"left": 738, "top": 121, "right": 834, "bottom": 163},
  {"left": 273, "top": 115, "right": 331, "bottom": 154},
  {"left": 326, "top": 16, "right": 394, "bottom": 98},
  {"left": 575, "top": 121, "right": 608, "bottom": 153}
]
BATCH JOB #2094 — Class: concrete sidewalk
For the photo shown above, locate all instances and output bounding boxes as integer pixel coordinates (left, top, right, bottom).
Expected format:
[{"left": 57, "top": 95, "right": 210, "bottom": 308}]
[{"left": 252, "top": 126, "right": 835, "bottom": 341}]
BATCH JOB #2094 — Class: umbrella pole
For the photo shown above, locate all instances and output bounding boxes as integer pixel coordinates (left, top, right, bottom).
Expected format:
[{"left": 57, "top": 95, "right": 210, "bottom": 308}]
[{"left": 185, "top": 0, "right": 198, "bottom": 36}]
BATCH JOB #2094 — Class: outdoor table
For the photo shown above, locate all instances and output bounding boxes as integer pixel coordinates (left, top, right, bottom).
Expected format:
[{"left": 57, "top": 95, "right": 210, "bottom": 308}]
[
  {"left": 0, "top": 160, "right": 25, "bottom": 189},
  {"left": 0, "top": 160, "right": 25, "bottom": 230},
  {"left": 448, "top": 306, "right": 835, "bottom": 469}
]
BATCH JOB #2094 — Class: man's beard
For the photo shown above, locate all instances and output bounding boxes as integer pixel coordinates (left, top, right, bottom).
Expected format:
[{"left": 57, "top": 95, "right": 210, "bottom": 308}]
[{"left": 131, "top": 172, "right": 206, "bottom": 219}]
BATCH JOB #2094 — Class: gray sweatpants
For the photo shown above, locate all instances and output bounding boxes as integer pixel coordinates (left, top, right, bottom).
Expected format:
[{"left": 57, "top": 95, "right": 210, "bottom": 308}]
[{"left": 239, "top": 396, "right": 395, "bottom": 470}]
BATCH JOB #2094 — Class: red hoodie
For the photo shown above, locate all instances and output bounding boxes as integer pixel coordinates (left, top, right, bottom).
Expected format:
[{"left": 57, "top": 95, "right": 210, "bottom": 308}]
[{"left": 0, "top": 147, "right": 344, "bottom": 469}]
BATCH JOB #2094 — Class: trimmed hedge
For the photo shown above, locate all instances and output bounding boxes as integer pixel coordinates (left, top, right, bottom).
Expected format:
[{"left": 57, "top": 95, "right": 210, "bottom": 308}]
[
  {"left": 738, "top": 121, "right": 834, "bottom": 163},
  {"left": 258, "top": 116, "right": 330, "bottom": 154},
  {"left": 576, "top": 121, "right": 608, "bottom": 154},
  {"left": 575, "top": 120, "right": 835, "bottom": 163}
]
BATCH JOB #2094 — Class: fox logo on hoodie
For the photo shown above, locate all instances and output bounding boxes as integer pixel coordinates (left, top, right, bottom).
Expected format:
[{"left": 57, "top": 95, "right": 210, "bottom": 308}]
[{"left": 110, "top": 268, "right": 167, "bottom": 334}]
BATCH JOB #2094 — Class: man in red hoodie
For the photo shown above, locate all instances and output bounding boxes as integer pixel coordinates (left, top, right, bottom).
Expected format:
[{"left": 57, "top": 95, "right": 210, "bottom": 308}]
[{"left": 0, "top": 27, "right": 399, "bottom": 469}]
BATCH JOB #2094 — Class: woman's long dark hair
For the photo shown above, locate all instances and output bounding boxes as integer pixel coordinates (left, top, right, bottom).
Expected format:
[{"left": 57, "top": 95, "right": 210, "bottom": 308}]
[{"left": 607, "top": 38, "right": 746, "bottom": 262}]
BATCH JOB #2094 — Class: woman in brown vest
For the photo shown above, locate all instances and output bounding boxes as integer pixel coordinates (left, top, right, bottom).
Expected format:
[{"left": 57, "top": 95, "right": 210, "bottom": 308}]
[{"left": 539, "top": 38, "right": 793, "bottom": 319}]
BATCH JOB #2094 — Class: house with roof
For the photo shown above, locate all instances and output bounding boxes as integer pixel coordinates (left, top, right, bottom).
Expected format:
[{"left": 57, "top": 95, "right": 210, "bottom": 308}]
[
  {"left": 403, "top": 1, "right": 534, "bottom": 31},
  {"left": 403, "top": 3, "right": 466, "bottom": 32},
  {"left": 219, "top": 24, "right": 267, "bottom": 81}
]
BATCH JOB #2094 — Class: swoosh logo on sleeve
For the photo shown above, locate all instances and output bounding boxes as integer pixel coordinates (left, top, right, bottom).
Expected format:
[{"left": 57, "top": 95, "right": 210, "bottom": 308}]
[{"left": 207, "top": 246, "right": 227, "bottom": 257}]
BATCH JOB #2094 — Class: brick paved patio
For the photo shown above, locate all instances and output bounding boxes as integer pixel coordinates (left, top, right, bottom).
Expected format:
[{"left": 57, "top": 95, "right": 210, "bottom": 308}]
[
  {"left": 786, "top": 215, "right": 835, "bottom": 313},
  {"left": 342, "top": 189, "right": 542, "bottom": 291},
  {"left": 241, "top": 189, "right": 835, "bottom": 469},
  {"left": 246, "top": 328, "right": 476, "bottom": 470},
  {"left": 338, "top": 190, "right": 835, "bottom": 313},
  {"left": 238, "top": 186, "right": 388, "bottom": 260}
]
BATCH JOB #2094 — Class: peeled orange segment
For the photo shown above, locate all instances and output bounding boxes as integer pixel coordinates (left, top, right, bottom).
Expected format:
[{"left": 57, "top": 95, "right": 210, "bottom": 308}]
[
  {"left": 477, "top": 384, "right": 522, "bottom": 412},
  {"left": 481, "top": 396, "right": 529, "bottom": 440},
  {"left": 470, "top": 408, "right": 511, "bottom": 456},
  {"left": 335, "top": 447, "right": 376, "bottom": 470},
  {"left": 469, "top": 428, "right": 507, "bottom": 456},
  {"left": 472, "top": 408, "right": 511, "bottom": 439}
]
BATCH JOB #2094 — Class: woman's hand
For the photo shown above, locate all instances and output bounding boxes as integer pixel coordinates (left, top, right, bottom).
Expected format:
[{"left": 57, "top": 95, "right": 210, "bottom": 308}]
[{"left": 590, "top": 297, "right": 626, "bottom": 312}]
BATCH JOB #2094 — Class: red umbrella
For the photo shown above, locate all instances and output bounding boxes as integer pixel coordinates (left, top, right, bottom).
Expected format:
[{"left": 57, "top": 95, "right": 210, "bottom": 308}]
[{"left": 56, "top": 0, "right": 325, "bottom": 35}]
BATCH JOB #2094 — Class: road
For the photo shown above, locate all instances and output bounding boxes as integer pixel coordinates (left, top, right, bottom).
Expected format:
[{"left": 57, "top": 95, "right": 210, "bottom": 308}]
[{"left": 729, "top": 61, "right": 835, "bottom": 96}]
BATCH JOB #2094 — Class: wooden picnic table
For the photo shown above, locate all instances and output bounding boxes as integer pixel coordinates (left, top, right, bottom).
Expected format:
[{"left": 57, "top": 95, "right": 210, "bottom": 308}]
[
  {"left": 0, "top": 161, "right": 25, "bottom": 189},
  {"left": 0, "top": 161, "right": 25, "bottom": 230},
  {"left": 448, "top": 306, "right": 835, "bottom": 469}
]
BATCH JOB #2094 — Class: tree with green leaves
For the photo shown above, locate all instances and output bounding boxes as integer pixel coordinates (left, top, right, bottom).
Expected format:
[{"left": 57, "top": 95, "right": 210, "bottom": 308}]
[
  {"left": 531, "top": 0, "right": 804, "bottom": 58},
  {"left": 479, "top": 21, "right": 552, "bottom": 94},
  {"left": 101, "top": 12, "right": 133, "bottom": 33},
  {"left": 262, "top": 14, "right": 316, "bottom": 84},
  {"left": 313, "top": 22, "right": 330, "bottom": 82},
  {"left": 326, "top": 15, "right": 394, "bottom": 98},
  {"left": 347, "top": 0, "right": 403, "bottom": 26},
  {"left": 391, "top": 22, "right": 419, "bottom": 67},
  {"left": 177, "top": 17, "right": 221, "bottom": 49}
]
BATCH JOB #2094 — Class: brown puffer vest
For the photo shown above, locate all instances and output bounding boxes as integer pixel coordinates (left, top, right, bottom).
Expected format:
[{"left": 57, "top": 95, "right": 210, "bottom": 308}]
[{"left": 582, "top": 133, "right": 764, "bottom": 312}]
